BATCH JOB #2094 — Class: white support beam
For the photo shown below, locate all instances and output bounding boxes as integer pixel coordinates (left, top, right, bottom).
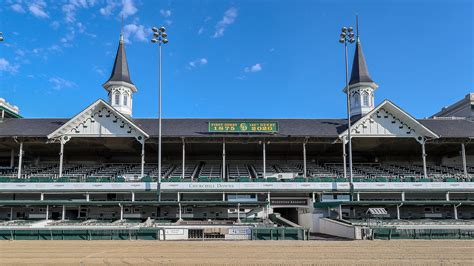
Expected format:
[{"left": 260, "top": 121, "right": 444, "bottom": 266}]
[
  {"left": 62, "top": 205, "right": 66, "bottom": 220},
  {"left": 177, "top": 192, "right": 181, "bottom": 202},
  {"left": 119, "top": 204, "right": 123, "bottom": 221},
  {"left": 338, "top": 204, "right": 342, "bottom": 219},
  {"left": 45, "top": 205, "right": 49, "bottom": 221},
  {"left": 356, "top": 193, "right": 360, "bottom": 202},
  {"left": 59, "top": 141, "right": 65, "bottom": 178},
  {"left": 140, "top": 141, "right": 145, "bottom": 178},
  {"left": 178, "top": 203, "right": 182, "bottom": 221},
  {"left": 10, "top": 149, "right": 14, "bottom": 168},
  {"left": 421, "top": 140, "right": 428, "bottom": 179},
  {"left": 446, "top": 192, "right": 450, "bottom": 201},
  {"left": 40, "top": 193, "right": 44, "bottom": 201},
  {"left": 222, "top": 141, "right": 226, "bottom": 181},
  {"left": 131, "top": 192, "right": 135, "bottom": 202},
  {"left": 263, "top": 141, "right": 267, "bottom": 179},
  {"left": 10, "top": 208, "right": 13, "bottom": 221},
  {"left": 17, "top": 141, "right": 23, "bottom": 179},
  {"left": 222, "top": 192, "right": 225, "bottom": 202},
  {"left": 312, "top": 192, "right": 316, "bottom": 203},
  {"left": 396, "top": 204, "right": 402, "bottom": 220},
  {"left": 461, "top": 143, "right": 468, "bottom": 180},
  {"left": 237, "top": 203, "right": 241, "bottom": 223},
  {"left": 86, "top": 193, "right": 90, "bottom": 202},
  {"left": 342, "top": 138, "right": 347, "bottom": 180},
  {"left": 454, "top": 204, "right": 459, "bottom": 220},
  {"left": 182, "top": 138, "right": 186, "bottom": 179},
  {"left": 401, "top": 191, "right": 405, "bottom": 202},
  {"left": 303, "top": 142, "right": 307, "bottom": 178}
]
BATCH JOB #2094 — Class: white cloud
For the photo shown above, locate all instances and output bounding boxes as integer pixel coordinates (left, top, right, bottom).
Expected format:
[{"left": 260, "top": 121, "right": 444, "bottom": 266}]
[
  {"left": 160, "top": 9, "right": 171, "bottom": 17},
  {"left": 213, "top": 7, "right": 237, "bottom": 38},
  {"left": 100, "top": 0, "right": 117, "bottom": 16},
  {"left": 244, "top": 63, "right": 262, "bottom": 73},
  {"left": 11, "top": 4, "right": 25, "bottom": 13},
  {"left": 187, "top": 58, "right": 208, "bottom": 69},
  {"left": 123, "top": 23, "right": 147, "bottom": 43},
  {"left": 198, "top": 26, "right": 204, "bottom": 35},
  {"left": 93, "top": 66, "right": 106, "bottom": 76},
  {"left": 50, "top": 21, "right": 60, "bottom": 30},
  {"left": 120, "top": 0, "right": 137, "bottom": 18},
  {"left": 62, "top": 0, "right": 98, "bottom": 23},
  {"left": 49, "top": 77, "right": 77, "bottom": 90},
  {"left": 0, "top": 58, "right": 20, "bottom": 74},
  {"left": 28, "top": 1, "right": 49, "bottom": 18}
]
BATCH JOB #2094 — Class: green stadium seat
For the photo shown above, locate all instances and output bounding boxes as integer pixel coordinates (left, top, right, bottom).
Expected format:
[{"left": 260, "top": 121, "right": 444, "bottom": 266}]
[
  {"left": 376, "top": 177, "right": 388, "bottom": 182},
  {"left": 335, "top": 177, "right": 346, "bottom": 182},
  {"left": 198, "top": 176, "right": 210, "bottom": 182},
  {"left": 168, "top": 176, "right": 182, "bottom": 182},
  {"left": 266, "top": 177, "right": 278, "bottom": 182},
  {"left": 418, "top": 178, "right": 432, "bottom": 182},
  {"left": 114, "top": 177, "right": 126, "bottom": 182},
  {"left": 293, "top": 177, "right": 306, "bottom": 182},
  {"left": 444, "top": 178, "right": 457, "bottom": 182},
  {"left": 141, "top": 176, "right": 153, "bottom": 182},
  {"left": 210, "top": 177, "right": 222, "bottom": 182},
  {"left": 320, "top": 177, "right": 333, "bottom": 182},
  {"left": 237, "top": 176, "right": 251, "bottom": 182},
  {"left": 254, "top": 178, "right": 266, "bottom": 182}
]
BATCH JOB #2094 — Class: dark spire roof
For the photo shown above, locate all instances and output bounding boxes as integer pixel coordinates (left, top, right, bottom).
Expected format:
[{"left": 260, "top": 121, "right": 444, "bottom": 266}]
[
  {"left": 349, "top": 39, "right": 374, "bottom": 85},
  {"left": 104, "top": 35, "right": 134, "bottom": 86}
]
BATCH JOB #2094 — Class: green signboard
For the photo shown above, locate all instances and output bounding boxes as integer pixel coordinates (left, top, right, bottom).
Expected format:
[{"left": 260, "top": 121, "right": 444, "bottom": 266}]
[{"left": 208, "top": 121, "right": 279, "bottom": 133}]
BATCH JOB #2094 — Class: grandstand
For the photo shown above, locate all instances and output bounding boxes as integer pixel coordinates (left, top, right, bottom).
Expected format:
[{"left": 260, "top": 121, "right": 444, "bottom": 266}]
[{"left": 0, "top": 32, "right": 472, "bottom": 240}]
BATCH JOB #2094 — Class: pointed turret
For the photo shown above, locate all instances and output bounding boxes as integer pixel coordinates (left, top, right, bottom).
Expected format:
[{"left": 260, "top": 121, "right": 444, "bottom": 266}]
[
  {"left": 103, "top": 34, "right": 137, "bottom": 117},
  {"left": 343, "top": 25, "right": 378, "bottom": 118},
  {"left": 349, "top": 39, "right": 374, "bottom": 85}
]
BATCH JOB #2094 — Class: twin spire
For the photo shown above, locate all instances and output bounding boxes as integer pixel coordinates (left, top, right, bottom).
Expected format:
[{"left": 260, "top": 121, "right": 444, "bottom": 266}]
[{"left": 348, "top": 17, "right": 375, "bottom": 86}]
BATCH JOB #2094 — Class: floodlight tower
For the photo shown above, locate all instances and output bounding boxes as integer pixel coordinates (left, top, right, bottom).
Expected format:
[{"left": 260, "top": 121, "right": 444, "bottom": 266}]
[
  {"left": 339, "top": 25, "right": 355, "bottom": 201},
  {"left": 151, "top": 26, "right": 168, "bottom": 200}
]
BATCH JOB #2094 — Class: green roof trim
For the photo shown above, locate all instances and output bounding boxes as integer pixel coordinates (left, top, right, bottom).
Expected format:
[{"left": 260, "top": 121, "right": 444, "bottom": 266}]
[
  {"left": 314, "top": 200, "right": 474, "bottom": 208},
  {"left": 0, "top": 106, "right": 22, "bottom": 118}
]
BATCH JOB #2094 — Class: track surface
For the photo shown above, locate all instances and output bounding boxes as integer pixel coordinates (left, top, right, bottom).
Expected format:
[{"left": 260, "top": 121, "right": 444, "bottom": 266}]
[{"left": 1, "top": 240, "right": 473, "bottom": 265}]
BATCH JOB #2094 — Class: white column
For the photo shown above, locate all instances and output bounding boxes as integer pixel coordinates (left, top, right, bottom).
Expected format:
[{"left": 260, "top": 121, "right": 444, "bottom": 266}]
[
  {"left": 140, "top": 141, "right": 145, "bottom": 177},
  {"left": 178, "top": 203, "right": 182, "bottom": 220},
  {"left": 62, "top": 205, "right": 66, "bottom": 220},
  {"left": 338, "top": 204, "right": 342, "bottom": 219},
  {"left": 401, "top": 191, "right": 405, "bottom": 202},
  {"left": 267, "top": 192, "right": 271, "bottom": 203},
  {"left": 421, "top": 140, "right": 428, "bottom": 179},
  {"left": 131, "top": 192, "right": 135, "bottom": 202},
  {"left": 453, "top": 204, "right": 459, "bottom": 220},
  {"left": 45, "top": 205, "right": 49, "bottom": 221},
  {"left": 396, "top": 204, "right": 401, "bottom": 220},
  {"left": 40, "top": 193, "right": 44, "bottom": 201},
  {"left": 303, "top": 142, "right": 307, "bottom": 178},
  {"left": 237, "top": 203, "right": 241, "bottom": 223},
  {"left": 222, "top": 141, "right": 226, "bottom": 181},
  {"left": 461, "top": 143, "right": 468, "bottom": 180},
  {"left": 177, "top": 192, "right": 181, "bottom": 202},
  {"left": 312, "top": 192, "right": 316, "bottom": 203},
  {"left": 59, "top": 141, "right": 65, "bottom": 178},
  {"left": 86, "top": 193, "right": 90, "bottom": 202},
  {"left": 182, "top": 138, "right": 186, "bottom": 179},
  {"left": 263, "top": 141, "right": 266, "bottom": 179},
  {"left": 17, "top": 141, "right": 23, "bottom": 179},
  {"left": 446, "top": 192, "right": 450, "bottom": 201},
  {"left": 10, "top": 149, "right": 14, "bottom": 168},
  {"left": 342, "top": 138, "right": 347, "bottom": 180},
  {"left": 222, "top": 192, "right": 225, "bottom": 202},
  {"left": 356, "top": 193, "right": 360, "bottom": 201},
  {"left": 119, "top": 204, "right": 123, "bottom": 220}
]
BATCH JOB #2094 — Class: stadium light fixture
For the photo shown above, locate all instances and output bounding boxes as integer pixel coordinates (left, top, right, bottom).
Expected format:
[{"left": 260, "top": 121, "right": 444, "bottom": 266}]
[
  {"left": 0, "top": 32, "right": 4, "bottom": 42},
  {"left": 339, "top": 23, "right": 355, "bottom": 201},
  {"left": 151, "top": 25, "right": 169, "bottom": 200}
]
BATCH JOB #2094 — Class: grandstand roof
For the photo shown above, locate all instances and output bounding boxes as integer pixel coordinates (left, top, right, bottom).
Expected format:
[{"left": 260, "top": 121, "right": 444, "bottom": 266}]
[
  {"left": 0, "top": 117, "right": 473, "bottom": 139},
  {"left": 349, "top": 39, "right": 374, "bottom": 85},
  {"left": 103, "top": 35, "right": 134, "bottom": 87}
]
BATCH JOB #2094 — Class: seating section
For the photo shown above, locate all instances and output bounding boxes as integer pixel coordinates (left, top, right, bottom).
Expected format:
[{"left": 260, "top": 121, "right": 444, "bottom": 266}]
[{"left": 0, "top": 160, "right": 472, "bottom": 182}]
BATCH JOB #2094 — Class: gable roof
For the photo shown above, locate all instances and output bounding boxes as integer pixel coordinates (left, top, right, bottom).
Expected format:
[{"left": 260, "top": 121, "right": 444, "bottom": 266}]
[
  {"left": 339, "top": 100, "right": 439, "bottom": 140},
  {"left": 47, "top": 99, "right": 148, "bottom": 139}
]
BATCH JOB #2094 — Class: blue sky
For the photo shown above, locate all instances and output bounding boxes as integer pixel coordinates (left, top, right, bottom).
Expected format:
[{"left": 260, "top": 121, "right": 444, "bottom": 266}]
[{"left": 0, "top": 0, "right": 472, "bottom": 119}]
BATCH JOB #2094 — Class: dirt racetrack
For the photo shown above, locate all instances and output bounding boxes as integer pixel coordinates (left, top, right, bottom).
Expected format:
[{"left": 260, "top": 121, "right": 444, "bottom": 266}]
[{"left": 1, "top": 240, "right": 473, "bottom": 265}]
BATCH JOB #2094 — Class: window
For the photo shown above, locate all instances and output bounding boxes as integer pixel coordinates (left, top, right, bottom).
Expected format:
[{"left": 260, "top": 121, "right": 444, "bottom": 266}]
[
  {"left": 114, "top": 93, "right": 120, "bottom": 105},
  {"left": 352, "top": 92, "right": 360, "bottom": 106},
  {"left": 362, "top": 92, "right": 369, "bottom": 106},
  {"left": 123, "top": 94, "right": 128, "bottom": 106}
]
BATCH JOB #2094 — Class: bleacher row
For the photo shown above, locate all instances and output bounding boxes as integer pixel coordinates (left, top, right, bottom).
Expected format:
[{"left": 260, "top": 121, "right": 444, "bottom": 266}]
[{"left": 0, "top": 161, "right": 472, "bottom": 182}]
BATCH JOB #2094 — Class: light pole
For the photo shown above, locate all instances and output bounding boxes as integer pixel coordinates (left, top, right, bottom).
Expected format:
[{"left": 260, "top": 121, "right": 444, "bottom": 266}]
[
  {"left": 151, "top": 26, "right": 168, "bottom": 200},
  {"left": 339, "top": 26, "right": 355, "bottom": 201},
  {"left": 0, "top": 32, "right": 4, "bottom": 42}
]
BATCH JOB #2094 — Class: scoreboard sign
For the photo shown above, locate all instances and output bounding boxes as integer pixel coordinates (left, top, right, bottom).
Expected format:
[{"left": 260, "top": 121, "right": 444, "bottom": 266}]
[{"left": 208, "top": 121, "right": 278, "bottom": 133}]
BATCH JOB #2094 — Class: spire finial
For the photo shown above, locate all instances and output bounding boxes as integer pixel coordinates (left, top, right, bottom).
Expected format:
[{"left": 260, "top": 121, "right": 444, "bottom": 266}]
[
  {"left": 120, "top": 14, "right": 124, "bottom": 42},
  {"left": 356, "top": 15, "right": 360, "bottom": 41}
]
